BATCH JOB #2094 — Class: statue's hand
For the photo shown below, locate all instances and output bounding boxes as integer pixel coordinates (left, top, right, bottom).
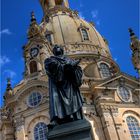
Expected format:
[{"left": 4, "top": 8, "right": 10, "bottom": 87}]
[{"left": 72, "top": 59, "right": 81, "bottom": 67}]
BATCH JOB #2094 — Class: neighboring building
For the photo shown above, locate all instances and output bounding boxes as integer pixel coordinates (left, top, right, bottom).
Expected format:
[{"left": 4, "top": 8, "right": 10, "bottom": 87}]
[{"left": 0, "top": 0, "right": 140, "bottom": 140}]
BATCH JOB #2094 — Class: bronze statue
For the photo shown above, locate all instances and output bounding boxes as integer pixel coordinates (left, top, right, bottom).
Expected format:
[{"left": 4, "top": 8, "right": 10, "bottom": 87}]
[{"left": 44, "top": 45, "right": 84, "bottom": 125}]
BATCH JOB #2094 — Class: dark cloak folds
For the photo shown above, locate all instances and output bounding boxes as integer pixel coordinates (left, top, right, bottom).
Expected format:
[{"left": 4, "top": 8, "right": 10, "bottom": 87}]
[{"left": 45, "top": 56, "right": 84, "bottom": 122}]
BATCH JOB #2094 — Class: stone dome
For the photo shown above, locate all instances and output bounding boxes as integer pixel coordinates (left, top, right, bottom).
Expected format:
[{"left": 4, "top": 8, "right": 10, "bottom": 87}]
[{"left": 40, "top": 0, "right": 111, "bottom": 58}]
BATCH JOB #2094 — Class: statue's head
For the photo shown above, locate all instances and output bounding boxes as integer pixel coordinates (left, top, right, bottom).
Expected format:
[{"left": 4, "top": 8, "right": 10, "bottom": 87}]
[{"left": 53, "top": 45, "right": 64, "bottom": 56}]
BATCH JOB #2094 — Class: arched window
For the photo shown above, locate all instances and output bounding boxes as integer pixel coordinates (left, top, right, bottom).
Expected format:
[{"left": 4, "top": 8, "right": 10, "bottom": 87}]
[
  {"left": 100, "top": 63, "right": 111, "bottom": 78},
  {"left": 126, "top": 116, "right": 140, "bottom": 140},
  {"left": 118, "top": 86, "right": 131, "bottom": 102},
  {"left": 30, "top": 61, "right": 37, "bottom": 74},
  {"left": 81, "top": 29, "right": 89, "bottom": 41},
  {"left": 34, "top": 122, "right": 48, "bottom": 140}
]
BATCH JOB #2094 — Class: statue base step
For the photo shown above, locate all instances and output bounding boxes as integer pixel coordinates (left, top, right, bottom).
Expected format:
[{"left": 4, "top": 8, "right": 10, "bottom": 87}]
[{"left": 48, "top": 119, "right": 93, "bottom": 140}]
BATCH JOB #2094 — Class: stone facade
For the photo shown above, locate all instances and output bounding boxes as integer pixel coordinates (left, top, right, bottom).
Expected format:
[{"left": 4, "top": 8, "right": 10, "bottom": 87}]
[{"left": 0, "top": 0, "right": 140, "bottom": 140}]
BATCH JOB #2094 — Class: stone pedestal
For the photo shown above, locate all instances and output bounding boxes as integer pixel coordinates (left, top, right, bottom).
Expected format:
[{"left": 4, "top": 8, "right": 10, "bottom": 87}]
[{"left": 48, "top": 119, "right": 93, "bottom": 140}]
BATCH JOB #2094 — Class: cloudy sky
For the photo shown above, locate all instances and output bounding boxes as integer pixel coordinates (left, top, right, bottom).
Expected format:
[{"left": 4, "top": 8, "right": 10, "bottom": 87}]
[{"left": 0, "top": 0, "right": 139, "bottom": 106}]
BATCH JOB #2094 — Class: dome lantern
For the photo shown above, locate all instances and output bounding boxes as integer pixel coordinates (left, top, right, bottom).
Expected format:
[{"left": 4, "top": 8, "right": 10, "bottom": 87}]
[{"left": 40, "top": 0, "right": 69, "bottom": 13}]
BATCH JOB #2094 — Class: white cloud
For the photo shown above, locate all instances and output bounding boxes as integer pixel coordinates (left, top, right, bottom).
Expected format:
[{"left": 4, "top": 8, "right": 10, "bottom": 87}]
[
  {"left": 0, "top": 29, "right": 12, "bottom": 35},
  {"left": 0, "top": 56, "right": 10, "bottom": 66},
  {"left": 91, "top": 10, "right": 101, "bottom": 26},
  {"left": 91, "top": 10, "right": 98, "bottom": 19},
  {"left": 114, "top": 58, "right": 118, "bottom": 61},
  {"left": 79, "top": 12, "right": 85, "bottom": 19},
  {"left": 96, "top": 20, "right": 100, "bottom": 26},
  {"left": 3, "top": 70, "right": 16, "bottom": 79},
  {"left": 79, "top": 3, "right": 83, "bottom": 8}
]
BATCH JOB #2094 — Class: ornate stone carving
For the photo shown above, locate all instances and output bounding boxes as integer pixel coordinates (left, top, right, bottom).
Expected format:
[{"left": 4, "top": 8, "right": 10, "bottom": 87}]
[
  {"left": 81, "top": 79, "right": 90, "bottom": 89},
  {"left": 129, "top": 28, "right": 140, "bottom": 72},
  {"left": 115, "top": 123, "right": 122, "bottom": 130},
  {"left": 63, "top": 43, "right": 110, "bottom": 58},
  {"left": 14, "top": 117, "right": 25, "bottom": 131},
  {"left": 45, "top": 5, "right": 74, "bottom": 17},
  {"left": 0, "top": 107, "right": 12, "bottom": 120},
  {"left": 28, "top": 12, "right": 45, "bottom": 40},
  {"left": 83, "top": 105, "right": 97, "bottom": 116},
  {"left": 97, "top": 104, "right": 119, "bottom": 117}
]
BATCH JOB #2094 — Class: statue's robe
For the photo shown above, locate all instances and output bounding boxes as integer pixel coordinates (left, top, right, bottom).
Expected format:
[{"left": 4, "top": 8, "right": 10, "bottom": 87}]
[{"left": 45, "top": 56, "right": 84, "bottom": 122}]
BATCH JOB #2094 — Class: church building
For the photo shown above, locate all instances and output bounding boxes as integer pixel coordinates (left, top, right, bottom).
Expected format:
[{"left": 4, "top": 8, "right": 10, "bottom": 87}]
[{"left": 0, "top": 0, "right": 140, "bottom": 140}]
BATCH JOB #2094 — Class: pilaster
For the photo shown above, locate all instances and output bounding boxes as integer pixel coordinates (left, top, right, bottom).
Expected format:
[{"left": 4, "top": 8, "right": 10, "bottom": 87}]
[
  {"left": 15, "top": 117, "right": 26, "bottom": 140},
  {"left": 1, "top": 120, "right": 14, "bottom": 140},
  {"left": 97, "top": 104, "right": 120, "bottom": 140}
]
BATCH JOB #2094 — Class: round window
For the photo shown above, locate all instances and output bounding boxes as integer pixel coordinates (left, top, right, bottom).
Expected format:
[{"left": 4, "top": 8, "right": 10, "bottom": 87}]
[
  {"left": 28, "top": 92, "right": 42, "bottom": 107},
  {"left": 118, "top": 86, "right": 131, "bottom": 102}
]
